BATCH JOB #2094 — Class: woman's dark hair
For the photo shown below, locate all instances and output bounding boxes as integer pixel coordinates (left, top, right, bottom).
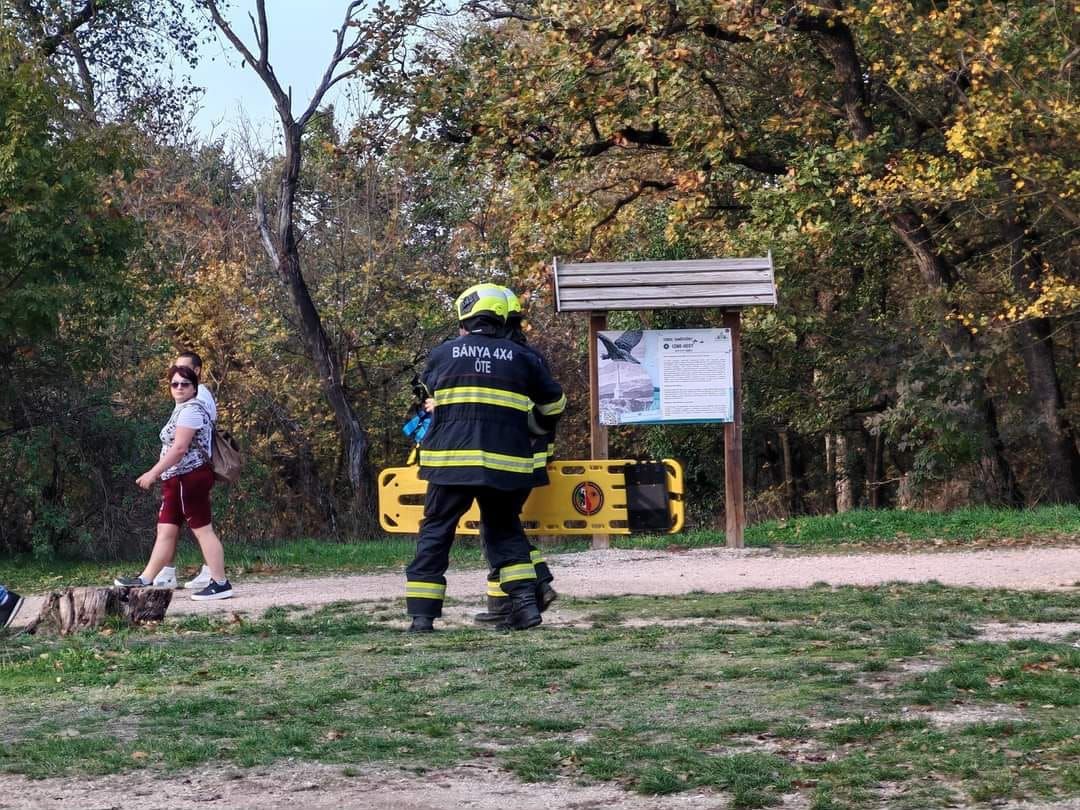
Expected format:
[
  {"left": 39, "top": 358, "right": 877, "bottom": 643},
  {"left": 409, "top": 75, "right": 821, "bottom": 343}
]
[
  {"left": 167, "top": 365, "right": 199, "bottom": 386},
  {"left": 177, "top": 350, "right": 203, "bottom": 369}
]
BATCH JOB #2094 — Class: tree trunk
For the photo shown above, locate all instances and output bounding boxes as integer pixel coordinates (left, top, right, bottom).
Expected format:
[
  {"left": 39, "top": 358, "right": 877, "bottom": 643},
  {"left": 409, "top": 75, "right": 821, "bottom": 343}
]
[
  {"left": 834, "top": 432, "right": 854, "bottom": 513},
  {"left": 264, "top": 137, "right": 377, "bottom": 528},
  {"left": 865, "top": 429, "right": 885, "bottom": 509},
  {"left": 897, "top": 473, "right": 915, "bottom": 510},
  {"left": 977, "top": 397, "right": 1024, "bottom": 507},
  {"left": 804, "top": 16, "right": 1024, "bottom": 507},
  {"left": 779, "top": 429, "right": 800, "bottom": 516},
  {"left": 204, "top": 0, "right": 380, "bottom": 530},
  {"left": 1013, "top": 319, "right": 1079, "bottom": 502},
  {"left": 998, "top": 178, "right": 1080, "bottom": 503},
  {"left": 824, "top": 433, "right": 837, "bottom": 514},
  {"left": 25, "top": 587, "right": 172, "bottom": 635}
]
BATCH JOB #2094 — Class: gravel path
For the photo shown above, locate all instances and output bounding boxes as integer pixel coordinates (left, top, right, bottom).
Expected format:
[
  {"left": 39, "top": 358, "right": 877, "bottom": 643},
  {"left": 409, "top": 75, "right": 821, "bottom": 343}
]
[{"left": 10, "top": 545, "right": 1080, "bottom": 626}]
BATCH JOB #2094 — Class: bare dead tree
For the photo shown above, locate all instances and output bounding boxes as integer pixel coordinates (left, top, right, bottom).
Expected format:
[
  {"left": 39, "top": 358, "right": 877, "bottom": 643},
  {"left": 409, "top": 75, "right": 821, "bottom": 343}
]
[{"left": 200, "top": 0, "right": 377, "bottom": 524}]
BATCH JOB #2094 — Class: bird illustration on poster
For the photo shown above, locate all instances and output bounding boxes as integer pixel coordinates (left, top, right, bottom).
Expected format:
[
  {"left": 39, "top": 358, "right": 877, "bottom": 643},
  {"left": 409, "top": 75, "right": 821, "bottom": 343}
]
[{"left": 597, "top": 329, "right": 643, "bottom": 399}]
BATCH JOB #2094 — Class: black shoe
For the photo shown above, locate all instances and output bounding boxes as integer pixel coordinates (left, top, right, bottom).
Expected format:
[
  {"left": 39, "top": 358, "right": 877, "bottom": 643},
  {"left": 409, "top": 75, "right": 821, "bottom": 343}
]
[
  {"left": 0, "top": 592, "right": 24, "bottom": 629},
  {"left": 500, "top": 590, "right": 542, "bottom": 631},
  {"left": 191, "top": 579, "right": 233, "bottom": 601},
  {"left": 474, "top": 595, "right": 511, "bottom": 624},
  {"left": 474, "top": 610, "right": 509, "bottom": 624},
  {"left": 408, "top": 616, "right": 435, "bottom": 633},
  {"left": 539, "top": 584, "right": 558, "bottom": 612},
  {"left": 113, "top": 575, "right": 150, "bottom": 588}
]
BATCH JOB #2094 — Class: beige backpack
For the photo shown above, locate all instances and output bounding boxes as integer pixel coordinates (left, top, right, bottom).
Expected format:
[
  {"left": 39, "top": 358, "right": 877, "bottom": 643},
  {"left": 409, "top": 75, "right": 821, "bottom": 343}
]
[
  {"left": 191, "top": 401, "right": 243, "bottom": 485},
  {"left": 210, "top": 427, "right": 243, "bottom": 485}
]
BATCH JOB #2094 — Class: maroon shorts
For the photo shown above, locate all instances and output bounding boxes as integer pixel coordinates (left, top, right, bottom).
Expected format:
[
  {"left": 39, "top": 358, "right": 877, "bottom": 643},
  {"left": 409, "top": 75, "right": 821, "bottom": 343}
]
[{"left": 158, "top": 464, "right": 215, "bottom": 529}]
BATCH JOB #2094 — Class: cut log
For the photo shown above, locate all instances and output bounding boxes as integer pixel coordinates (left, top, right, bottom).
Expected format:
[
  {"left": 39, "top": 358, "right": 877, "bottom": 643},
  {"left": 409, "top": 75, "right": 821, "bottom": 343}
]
[{"left": 24, "top": 587, "right": 173, "bottom": 635}]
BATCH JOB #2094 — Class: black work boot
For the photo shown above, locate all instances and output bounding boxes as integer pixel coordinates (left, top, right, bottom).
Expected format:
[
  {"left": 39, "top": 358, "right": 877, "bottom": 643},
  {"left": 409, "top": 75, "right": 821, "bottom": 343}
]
[
  {"left": 474, "top": 594, "right": 512, "bottom": 625},
  {"left": 538, "top": 583, "right": 558, "bottom": 612},
  {"left": 501, "top": 589, "right": 541, "bottom": 630},
  {"left": 408, "top": 615, "right": 435, "bottom": 633}
]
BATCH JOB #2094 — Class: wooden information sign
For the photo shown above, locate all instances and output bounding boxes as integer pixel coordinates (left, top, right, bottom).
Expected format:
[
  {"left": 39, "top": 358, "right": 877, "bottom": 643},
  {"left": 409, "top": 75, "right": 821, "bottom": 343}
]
[{"left": 553, "top": 255, "right": 776, "bottom": 548}]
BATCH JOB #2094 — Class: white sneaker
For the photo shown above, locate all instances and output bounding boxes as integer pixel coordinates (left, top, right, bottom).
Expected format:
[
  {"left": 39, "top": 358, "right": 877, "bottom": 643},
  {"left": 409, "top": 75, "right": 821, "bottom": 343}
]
[
  {"left": 152, "top": 567, "right": 177, "bottom": 588},
  {"left": 184, "top": 564, "right": 213, "bottom": 590}
]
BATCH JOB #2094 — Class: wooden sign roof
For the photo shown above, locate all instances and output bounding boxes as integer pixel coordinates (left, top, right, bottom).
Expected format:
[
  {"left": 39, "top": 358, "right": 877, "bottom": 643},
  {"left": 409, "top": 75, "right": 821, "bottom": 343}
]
[{"left": 553, "top": 256, "right": 776, "bottom": 313}]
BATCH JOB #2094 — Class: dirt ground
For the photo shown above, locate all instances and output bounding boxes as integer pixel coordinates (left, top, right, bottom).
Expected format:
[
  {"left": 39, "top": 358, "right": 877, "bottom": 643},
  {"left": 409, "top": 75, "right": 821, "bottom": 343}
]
[
  {"left": 4, "top": 544, "right": 1079, "bottom": 808},
  {"left": 0, "top": 761, "right": 805, "bottom": 810},
  {"left": 1, "top": 754, "right": 1079, "bottom": 810},
  {"left": 11, "top": 544, "right": 1080, "bottom": 626}
]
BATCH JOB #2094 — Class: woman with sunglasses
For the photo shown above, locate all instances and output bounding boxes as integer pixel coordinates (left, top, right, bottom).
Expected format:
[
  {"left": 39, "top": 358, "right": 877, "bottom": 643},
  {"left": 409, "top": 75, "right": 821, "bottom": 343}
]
[{"left": 114, "top": 365, "right": 233, "bottom": 600}]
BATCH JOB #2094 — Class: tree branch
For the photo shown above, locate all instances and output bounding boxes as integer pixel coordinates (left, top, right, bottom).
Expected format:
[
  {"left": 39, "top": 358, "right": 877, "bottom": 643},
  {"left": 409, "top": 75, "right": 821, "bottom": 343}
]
[
  {"left": 730, "top": 151, "right": 787, "bottom": 175},
  {"left": 202, "top": 0, "right": 292, "bottom": 122},
  {"left": 254, "top": 189, "right": 281, "bottom": 268},
  {"left": 67, "top": 34, "right": 97, "bottom": 117},
  {"left": 588, "top": 179, "right": 676, "bottom": 249},
  {"left": 251, "top": 6, "right": 268, "bottom": 68},
  {"left": 36, "top": 0, "right": 110, "bottom": 57},
  {"left": 299, "top": 0, "right": 368, "bottom": 127}
]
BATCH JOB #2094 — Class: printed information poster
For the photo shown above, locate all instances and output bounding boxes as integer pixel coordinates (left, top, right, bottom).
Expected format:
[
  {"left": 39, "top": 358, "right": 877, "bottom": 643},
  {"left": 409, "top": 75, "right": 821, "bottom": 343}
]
[{"left": 597, "top": 328, "right": 733, "bottom": 425}]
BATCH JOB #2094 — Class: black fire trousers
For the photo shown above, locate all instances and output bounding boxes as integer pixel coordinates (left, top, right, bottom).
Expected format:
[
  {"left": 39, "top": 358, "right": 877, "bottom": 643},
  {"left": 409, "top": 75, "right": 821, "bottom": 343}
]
[
  {"left": 480, "top": 488, "right": 554, "bottom": 586},
  {"left": 405, "top": 483, "right": 536, "bottom": 618}
]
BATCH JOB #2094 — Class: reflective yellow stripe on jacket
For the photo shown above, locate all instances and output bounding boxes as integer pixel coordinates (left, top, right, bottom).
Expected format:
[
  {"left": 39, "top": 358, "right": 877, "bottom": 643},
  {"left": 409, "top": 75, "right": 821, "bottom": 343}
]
[
  {"left": 420, "top": 448, "right": 535, "bottom": 474},
  {"left": 535, "top": 394, "right": 567, "bottom": 416},
  {"left": 436, "top": 386, "right": 531, "bottom": 411}
]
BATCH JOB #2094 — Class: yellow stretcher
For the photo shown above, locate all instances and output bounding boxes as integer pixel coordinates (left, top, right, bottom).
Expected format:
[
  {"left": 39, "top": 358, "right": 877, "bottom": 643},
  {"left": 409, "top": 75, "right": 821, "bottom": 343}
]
[{"left": 379, "top": 458, "right": 684, "bottom": 535}]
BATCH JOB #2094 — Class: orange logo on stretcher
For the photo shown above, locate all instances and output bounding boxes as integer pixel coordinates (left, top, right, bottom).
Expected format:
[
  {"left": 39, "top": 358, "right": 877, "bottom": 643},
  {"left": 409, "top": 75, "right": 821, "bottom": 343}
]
[{"left": 572, "top": 481, "right": 604, "bottom": 516}]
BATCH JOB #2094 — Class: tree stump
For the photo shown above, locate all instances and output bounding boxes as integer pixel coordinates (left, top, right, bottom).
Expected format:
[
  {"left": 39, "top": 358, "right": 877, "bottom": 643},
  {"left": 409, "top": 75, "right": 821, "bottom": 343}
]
[{"left": 24, "top": 587, "right": 173, "bottom": 635}]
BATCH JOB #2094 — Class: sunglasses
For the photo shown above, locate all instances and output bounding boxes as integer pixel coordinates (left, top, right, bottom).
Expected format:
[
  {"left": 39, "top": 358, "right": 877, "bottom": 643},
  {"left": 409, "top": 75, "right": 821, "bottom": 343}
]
[{"left": 170, "top": 381, "right": 194, "bottom": 389}]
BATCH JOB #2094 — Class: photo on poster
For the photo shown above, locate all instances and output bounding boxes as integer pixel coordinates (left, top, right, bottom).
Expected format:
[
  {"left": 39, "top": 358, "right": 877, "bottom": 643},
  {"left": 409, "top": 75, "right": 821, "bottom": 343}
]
[{"left": 598, "top": 328, "right": 733, "bottom": 425}]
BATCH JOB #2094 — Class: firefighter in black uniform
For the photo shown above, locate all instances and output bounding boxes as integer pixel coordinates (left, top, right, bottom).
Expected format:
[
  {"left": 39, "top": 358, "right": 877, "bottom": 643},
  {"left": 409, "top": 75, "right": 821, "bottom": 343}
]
[
  {"left": 474, "top": 287, "right": 558, "bottom": 625},
  {"left": 405, "top": 283, "right": 566, "bottom": 633}
]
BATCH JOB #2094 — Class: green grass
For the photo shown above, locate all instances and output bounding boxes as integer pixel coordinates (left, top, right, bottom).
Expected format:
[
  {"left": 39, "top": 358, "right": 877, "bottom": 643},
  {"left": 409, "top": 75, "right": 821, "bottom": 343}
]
[
  {"left": 1, "top": 583, "right": 1078, "bottom": 809},
  {"left": 740, "top": 504, "right": 1080, "bottom": 548},
  {"left": 2, "top": 505, "right": 1077, "bottom": 593}
]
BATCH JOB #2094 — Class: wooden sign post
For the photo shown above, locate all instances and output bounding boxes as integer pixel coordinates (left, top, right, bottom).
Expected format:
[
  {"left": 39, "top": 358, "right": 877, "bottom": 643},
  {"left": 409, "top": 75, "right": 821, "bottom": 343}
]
[
  {"left": 586, "top": 311, "right": 610, "bottom": 549},
  {"left": 554, "top": 256, "right": 777, "bottom": 549},
  {"left": 722, "top": 310, "right": 746, "bottom": 547}
]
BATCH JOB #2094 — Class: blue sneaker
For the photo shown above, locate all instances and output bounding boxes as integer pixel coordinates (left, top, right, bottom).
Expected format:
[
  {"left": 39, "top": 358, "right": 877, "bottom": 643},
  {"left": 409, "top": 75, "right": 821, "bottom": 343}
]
[{"left": 191, "top": 579, "right": 233, "bottom": 601}]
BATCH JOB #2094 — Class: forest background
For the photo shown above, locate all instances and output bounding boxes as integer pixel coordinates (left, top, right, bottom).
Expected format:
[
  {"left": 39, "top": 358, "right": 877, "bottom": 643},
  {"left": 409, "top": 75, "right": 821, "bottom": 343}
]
[{"left": 1, "top": 0, "right": 1077, "bottom": 560}]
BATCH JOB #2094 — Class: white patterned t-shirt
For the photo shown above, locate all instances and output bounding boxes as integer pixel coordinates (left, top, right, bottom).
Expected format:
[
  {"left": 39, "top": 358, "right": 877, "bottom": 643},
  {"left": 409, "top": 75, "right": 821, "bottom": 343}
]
[{"left": 159, "top": 400, "right": 213, "bottom": 480}]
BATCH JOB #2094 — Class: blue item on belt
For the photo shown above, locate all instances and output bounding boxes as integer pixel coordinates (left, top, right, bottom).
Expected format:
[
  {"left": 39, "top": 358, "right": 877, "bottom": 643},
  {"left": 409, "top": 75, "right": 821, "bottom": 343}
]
[{"left": 403, "top": 409, "right": 431, "bottom": 443}]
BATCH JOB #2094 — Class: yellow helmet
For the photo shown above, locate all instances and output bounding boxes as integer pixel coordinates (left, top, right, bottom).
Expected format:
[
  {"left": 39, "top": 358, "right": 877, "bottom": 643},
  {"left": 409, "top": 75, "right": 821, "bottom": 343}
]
[
  {"left": 503, "top": 287, "right": 522, "bottom": 318},
  {"left": 455, "top": 283, "right": 508, "bottom": 322}
]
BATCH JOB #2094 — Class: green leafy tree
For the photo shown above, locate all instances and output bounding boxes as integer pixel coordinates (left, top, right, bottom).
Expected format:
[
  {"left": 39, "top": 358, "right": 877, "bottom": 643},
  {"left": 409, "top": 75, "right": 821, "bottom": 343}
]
[
  {"left": 4, "top": 0, "right": 203, "bottom": 129},
  {"left": 367, "top": 0, "right": 1080, "bottom": 510},
  {"left": 0, "top": 35, "right": 142, "bottom": 555}
]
